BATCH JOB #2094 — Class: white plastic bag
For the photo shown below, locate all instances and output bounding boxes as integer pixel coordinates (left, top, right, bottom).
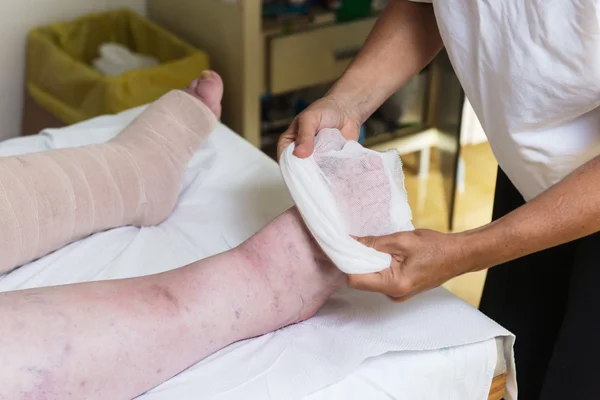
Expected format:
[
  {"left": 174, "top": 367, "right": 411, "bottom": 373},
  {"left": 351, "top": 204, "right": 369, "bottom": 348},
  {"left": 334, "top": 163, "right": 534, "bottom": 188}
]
[
  {"left": 280, "top": 129, "right": 414, "bottom": 274},
  {"left": 93, "top": 43, "right": 159, "bottom": 76}
]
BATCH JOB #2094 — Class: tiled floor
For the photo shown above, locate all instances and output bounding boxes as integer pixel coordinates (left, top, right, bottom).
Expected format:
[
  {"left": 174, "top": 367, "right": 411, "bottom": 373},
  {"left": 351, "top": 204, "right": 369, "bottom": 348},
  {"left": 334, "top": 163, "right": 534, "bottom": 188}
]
[{"left": 402, "top": 143, "right": 498, "bottom": 307}]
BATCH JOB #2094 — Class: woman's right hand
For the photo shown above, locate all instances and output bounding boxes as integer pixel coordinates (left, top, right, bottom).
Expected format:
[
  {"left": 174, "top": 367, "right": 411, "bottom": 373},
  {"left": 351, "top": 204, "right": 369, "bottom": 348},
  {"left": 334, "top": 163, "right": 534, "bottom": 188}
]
[{"left": 277, "top": 96, "right": 362, "bottom": 160}]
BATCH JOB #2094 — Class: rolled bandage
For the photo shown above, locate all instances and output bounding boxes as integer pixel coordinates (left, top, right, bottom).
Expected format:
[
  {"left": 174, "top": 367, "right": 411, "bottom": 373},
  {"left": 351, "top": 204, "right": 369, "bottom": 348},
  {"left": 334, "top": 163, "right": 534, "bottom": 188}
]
[{"left": 280, "top": 129, "right": 414, "bottom": 274}]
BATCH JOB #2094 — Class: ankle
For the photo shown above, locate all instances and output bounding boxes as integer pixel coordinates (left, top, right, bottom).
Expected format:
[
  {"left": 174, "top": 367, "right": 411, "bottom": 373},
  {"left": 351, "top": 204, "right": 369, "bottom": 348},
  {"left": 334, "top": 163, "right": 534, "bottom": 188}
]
[
  {"left": 238, "top": 209, "right": 345, "bottom": 324},
  {"left": 236, "top": 240, "right": 305, "bottom": 328}
]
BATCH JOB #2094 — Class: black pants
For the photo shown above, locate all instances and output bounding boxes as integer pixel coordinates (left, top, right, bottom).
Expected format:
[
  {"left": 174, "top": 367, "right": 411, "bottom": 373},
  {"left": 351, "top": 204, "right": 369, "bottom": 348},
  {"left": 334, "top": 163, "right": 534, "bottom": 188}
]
[{"left": 479, "top": 168, "right": 600, "bottom": 399}]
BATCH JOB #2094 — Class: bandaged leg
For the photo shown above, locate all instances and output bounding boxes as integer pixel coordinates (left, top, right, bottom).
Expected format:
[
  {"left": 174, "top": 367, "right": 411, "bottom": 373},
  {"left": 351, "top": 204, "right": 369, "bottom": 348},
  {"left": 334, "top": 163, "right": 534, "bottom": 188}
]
[
  {"left": 0, "top": 72, "right": 222, "bottom": 274},
  {"left": 1, "top": 208, "right": 345, "bottom": 399}
]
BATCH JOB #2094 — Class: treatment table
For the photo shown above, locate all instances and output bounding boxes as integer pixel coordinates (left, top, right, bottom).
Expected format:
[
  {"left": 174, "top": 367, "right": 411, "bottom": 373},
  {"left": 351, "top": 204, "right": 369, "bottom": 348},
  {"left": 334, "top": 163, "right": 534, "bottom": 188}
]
[{"left": 0, "top": 106, "right": 516, "bottom": 399}]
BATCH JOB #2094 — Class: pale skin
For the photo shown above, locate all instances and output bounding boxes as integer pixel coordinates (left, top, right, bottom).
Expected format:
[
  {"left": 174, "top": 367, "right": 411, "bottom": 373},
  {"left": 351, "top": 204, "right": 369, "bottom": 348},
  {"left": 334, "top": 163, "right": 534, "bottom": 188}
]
[
  {"left": 0, "top": 76, "right": 345, "bottom": 399},
  {"left": 279, "top": 0, "right": 600, "bottom": 300}
]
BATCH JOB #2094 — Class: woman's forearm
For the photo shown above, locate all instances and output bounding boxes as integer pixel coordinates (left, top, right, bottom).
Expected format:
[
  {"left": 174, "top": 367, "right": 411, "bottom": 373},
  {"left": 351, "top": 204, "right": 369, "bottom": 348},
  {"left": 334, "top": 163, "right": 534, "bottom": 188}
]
[
  {"left": 327, "top": 0, "right": 442, "bottom": 123},
  {"left": 461, "top": 155, "right": 600, "bottom": 272}
]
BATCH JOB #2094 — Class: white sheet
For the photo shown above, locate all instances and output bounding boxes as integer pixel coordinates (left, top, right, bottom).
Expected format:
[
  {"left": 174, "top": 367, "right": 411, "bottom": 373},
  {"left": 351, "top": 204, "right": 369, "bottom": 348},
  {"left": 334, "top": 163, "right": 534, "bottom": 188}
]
[{"left": 0, "top": 106, "right": 516, "bottom": 400}]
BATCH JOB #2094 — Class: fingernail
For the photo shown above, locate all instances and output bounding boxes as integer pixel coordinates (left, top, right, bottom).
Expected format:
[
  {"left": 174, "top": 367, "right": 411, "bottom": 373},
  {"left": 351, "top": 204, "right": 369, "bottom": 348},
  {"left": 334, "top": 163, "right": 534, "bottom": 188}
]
[{"left": 200, "top": 70, "right": 212, "bottom": 80}]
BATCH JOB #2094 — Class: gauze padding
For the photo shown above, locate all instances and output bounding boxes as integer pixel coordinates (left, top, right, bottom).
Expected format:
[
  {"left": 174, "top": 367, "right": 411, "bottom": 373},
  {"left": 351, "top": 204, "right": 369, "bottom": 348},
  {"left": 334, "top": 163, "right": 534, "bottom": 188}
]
[{"left": 280, "top": 129, "right": 413, "bottom": 274}]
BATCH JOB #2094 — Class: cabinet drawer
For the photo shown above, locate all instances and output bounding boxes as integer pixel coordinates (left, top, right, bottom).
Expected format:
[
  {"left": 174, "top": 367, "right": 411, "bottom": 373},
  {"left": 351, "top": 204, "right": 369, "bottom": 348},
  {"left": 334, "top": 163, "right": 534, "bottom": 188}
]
[{"left": 268, "top": 18, "right": 376, "bottom": 94}]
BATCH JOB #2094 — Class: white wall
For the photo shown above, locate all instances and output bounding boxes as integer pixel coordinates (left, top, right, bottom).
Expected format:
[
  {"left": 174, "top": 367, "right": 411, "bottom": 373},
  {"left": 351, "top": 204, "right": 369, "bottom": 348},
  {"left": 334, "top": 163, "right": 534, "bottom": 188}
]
[{"left": 0, "top": 0, "right": 146, "bottom": 140}]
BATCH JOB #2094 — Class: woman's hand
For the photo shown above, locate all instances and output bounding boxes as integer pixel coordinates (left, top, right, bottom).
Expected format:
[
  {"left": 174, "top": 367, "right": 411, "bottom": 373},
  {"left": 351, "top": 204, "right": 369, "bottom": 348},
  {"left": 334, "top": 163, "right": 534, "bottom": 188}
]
[
  {"left": 276, "top": 0, "right": 442, "bottom": 161},
  {"left": 347, "top": 230, "right": 472, "bottom": 302},
  {"left": 277, "top": 96, "right": 362, "bottom": 160}
]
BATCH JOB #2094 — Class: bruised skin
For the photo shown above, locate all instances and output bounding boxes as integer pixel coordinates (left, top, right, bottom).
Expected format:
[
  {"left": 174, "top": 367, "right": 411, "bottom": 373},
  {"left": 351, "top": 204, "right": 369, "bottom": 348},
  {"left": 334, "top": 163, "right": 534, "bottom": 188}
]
[
  {"left": 0, "top": 208, "right": 345, "bottom": 399},
  {"left": 241, "top": 208, "right": 345, "bottom": 325}
]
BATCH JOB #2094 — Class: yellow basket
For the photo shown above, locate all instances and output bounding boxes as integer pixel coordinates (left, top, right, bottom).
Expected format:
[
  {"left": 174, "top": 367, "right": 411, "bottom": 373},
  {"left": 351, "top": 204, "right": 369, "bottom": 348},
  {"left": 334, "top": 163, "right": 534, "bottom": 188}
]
[{"left": 26, "top": 8, "right": 210, "bottom": 124}]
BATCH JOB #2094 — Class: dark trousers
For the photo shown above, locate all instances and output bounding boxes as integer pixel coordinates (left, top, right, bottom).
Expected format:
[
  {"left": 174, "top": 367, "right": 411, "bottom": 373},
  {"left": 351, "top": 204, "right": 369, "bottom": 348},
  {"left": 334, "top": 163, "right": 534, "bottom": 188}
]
[{"left": 479, "top": 168, "right": 600, "bottom": 400}]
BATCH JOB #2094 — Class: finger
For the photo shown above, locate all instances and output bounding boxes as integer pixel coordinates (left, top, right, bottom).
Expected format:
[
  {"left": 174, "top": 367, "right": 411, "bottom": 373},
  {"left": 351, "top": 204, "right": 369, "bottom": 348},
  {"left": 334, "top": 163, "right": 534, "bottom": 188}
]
[
  {"left": 277, "top": 120, "right": 298, "bottom": 160},
  {"left": 347, "top": 271, "right": 393, "bottom": 294},
  {"left": 294, "top": 114, "right": 321, "bottom": 158},
  {"left": 349, "top": 268, "right": 414, "bottom": 299},
  {"left": 349, "top": 273, "right": 407, "bottom": 298},
  {"left": 388, "top": 293, "right": 416, "bottom": 303},
  {"left": 341, "top": 122, "right": 361, "bottom": 142}
]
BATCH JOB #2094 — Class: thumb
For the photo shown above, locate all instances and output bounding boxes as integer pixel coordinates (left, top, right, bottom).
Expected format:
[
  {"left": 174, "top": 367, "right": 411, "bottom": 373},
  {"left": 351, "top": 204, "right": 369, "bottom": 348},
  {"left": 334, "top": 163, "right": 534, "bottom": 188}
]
[
  {"left": 353, "top": 233, "right": 402, "bottom": 254},
  {"left": 277, "top": 120, "right": 298, "bottom": 161},
  {"left": 354, "top": 235, "right": 380, "bottom": 250},
  {"left": 294, "top": 114, "right": 320, "bottom": 158}
]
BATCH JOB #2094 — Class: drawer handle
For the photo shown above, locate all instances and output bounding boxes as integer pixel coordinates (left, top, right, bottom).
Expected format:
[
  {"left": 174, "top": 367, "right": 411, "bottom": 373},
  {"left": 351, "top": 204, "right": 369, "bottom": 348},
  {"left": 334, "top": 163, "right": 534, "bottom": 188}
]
[{"left": 334, "top": 46, "right": 362, "bottom": 61}]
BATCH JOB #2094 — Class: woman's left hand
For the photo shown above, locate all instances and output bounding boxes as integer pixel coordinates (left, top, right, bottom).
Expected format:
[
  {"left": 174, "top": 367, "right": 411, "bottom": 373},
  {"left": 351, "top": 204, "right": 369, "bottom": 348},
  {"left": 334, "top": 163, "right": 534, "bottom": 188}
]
[{"left": 347, "top": 229, "right": 472, "bottom": 302}]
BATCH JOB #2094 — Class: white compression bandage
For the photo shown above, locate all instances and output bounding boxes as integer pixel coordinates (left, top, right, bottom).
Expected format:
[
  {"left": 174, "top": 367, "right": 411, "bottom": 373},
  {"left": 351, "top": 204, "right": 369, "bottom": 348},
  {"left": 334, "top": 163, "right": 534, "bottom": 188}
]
[
  {"left": 0, "top": 90, "right": 216, "bottom": 274},
  {"left": 280, "top": 129, "right": 414, "bottom": 275}
]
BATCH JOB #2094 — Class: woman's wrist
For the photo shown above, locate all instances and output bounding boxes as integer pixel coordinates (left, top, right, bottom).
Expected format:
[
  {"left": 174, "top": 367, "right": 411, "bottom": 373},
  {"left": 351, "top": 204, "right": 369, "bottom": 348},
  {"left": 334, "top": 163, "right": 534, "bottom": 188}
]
[
  {"left": 454, "top": 220, "right": 516, "bottom": 273},
  {"left": 326, "top": 71, "right": 383, "bottom": 124}
]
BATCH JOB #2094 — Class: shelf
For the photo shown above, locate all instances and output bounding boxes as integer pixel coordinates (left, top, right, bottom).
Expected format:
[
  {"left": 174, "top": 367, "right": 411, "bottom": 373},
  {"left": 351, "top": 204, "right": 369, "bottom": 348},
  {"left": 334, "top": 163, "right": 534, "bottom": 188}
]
[{"left": 262, "top": 8, "right": 380, "bottom": 36}]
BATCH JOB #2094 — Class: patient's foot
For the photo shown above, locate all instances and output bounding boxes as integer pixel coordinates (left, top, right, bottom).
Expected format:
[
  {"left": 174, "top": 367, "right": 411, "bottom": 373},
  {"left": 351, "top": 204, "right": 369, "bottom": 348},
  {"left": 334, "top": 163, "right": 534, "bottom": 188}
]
[
  {"left": 108, "top": 71, "right": 223, "bottom": 227},
  {"left": 185, "top": 70, "right": 223, "bottom": 119},
  {"left": 238, "top": 208, "right": 346, "bottom": 334}
]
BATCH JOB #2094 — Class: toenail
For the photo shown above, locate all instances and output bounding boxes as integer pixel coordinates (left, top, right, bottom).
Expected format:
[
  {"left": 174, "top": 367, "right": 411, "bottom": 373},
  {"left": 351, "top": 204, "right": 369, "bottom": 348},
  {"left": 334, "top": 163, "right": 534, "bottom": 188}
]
[{"left": 200, "top": 70, "right": 212, "bottom": 80}]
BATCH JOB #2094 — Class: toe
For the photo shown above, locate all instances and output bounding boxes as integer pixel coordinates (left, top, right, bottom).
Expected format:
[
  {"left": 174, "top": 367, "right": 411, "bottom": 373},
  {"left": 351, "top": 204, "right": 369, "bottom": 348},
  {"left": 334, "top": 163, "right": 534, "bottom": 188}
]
[
  {"left": 187, "top": 78, "right": 200, "bottom": 92},
  {"left": 186, "top": 70, "right": 223, "bottom": 119}
]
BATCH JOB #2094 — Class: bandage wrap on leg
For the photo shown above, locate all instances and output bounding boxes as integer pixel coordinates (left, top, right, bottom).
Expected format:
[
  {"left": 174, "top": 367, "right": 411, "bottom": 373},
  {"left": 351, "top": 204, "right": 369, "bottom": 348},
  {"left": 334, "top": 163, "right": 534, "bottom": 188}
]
[
  {"left": 280, "top": 129, "right": 414, "bottom": 274},
  {"left": 0, "top": 90, "right": 216, "bottom": 273}
]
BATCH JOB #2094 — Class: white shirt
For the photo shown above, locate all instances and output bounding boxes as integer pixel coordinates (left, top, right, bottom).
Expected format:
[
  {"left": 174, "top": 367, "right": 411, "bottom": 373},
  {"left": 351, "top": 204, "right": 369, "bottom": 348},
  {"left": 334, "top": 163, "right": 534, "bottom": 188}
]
[{"left": 411, "top": 0, "right": 600, "bottom": 201}]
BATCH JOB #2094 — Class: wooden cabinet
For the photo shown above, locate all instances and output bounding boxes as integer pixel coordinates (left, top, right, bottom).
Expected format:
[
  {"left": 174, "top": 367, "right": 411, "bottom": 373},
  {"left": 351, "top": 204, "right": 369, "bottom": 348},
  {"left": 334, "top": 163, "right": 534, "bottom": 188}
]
[
  {"left": 147, "top": 0, "right": 376, "bottom": 148},
  {"left": 268, "top": 18, "right": 375, "bottom": 94}
]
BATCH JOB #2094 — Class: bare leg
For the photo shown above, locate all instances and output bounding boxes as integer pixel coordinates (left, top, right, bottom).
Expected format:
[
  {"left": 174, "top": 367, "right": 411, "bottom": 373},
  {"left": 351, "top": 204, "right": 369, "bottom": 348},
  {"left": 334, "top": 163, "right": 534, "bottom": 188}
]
[
  {"left": 0, "top": 72, "right": 222, "bottom": 274},
  {"left": 1, "top": 208, "right": 345, "bottom": 399}
]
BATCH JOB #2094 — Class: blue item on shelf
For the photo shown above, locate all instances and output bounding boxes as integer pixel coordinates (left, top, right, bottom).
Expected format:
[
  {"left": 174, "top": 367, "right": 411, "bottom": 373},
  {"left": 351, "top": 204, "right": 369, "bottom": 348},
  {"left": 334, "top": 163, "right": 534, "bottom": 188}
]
[
  {"left": 260, "top": 92, "right": 272, "bottom": 121},
  {"left": 358, "top": 125, "right": 366, "bottom": 143},
  {"left": 262, "top": 3, "right": 309, "bottom": 18}
]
